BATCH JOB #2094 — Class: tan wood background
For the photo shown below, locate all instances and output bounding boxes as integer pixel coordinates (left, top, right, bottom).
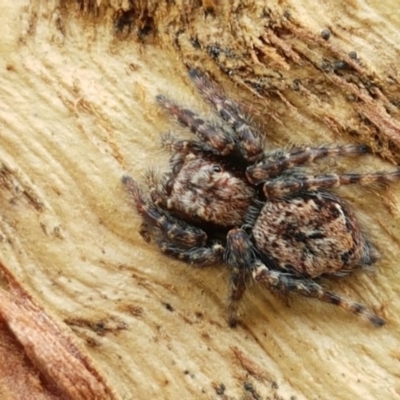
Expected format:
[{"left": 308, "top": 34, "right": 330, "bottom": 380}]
[{"left": 0, "top": 1, "right": 400, "bottom": 399}]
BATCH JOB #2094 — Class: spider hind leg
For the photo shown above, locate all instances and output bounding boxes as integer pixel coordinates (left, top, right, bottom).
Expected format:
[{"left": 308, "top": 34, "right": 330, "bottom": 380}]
[{"left": 252, "top": 263, "right": 385, "bottom": 327}]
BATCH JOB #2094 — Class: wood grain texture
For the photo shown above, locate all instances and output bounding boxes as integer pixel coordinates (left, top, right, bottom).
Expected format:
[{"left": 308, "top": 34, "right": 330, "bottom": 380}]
[{"left": 0, "top": 1, "right": 399, "bottom": 399}]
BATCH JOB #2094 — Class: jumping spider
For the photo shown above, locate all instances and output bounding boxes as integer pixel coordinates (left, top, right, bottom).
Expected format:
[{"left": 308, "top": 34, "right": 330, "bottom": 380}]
[{"left": 123, "top": 69, "right": 399, "bottom": 327}]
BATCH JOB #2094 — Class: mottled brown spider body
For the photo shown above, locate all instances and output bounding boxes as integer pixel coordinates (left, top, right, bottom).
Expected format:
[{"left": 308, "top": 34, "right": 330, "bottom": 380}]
[{"left": 123, "top": 69, "right": 399, "bottom": 327}]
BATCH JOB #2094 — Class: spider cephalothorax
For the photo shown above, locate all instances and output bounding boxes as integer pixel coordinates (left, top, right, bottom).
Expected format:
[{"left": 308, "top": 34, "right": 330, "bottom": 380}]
[{"left": 123, "top": 69, "right": 399, "bottom": 327}]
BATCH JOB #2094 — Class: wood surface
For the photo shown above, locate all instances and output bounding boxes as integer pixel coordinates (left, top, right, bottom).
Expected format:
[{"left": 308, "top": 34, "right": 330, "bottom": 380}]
[{"left": 0, "top": 1, "right": 399, "bottom": 399}]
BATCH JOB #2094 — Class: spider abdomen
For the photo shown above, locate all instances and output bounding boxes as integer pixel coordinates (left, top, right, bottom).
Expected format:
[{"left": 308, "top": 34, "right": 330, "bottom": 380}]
[{"left": 252, "top": 192, "right": 375, "bottom": 278}]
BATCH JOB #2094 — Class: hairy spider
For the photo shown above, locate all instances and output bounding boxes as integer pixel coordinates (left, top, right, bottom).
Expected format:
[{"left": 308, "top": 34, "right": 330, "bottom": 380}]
[{"left": 123, "top": 69, "right": 399, "bottom": 327}]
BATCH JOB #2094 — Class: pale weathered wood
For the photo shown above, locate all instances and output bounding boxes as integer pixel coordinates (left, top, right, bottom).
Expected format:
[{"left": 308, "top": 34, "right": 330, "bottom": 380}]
[{"left": 0, "top": 1, "right": 400, "bottom": 399}]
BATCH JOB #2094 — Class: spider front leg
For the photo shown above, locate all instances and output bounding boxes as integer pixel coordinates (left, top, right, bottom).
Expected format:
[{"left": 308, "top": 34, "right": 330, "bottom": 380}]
[
  {"left": 146, "top": 133, "right": 212, "bottom": 209},
  {"left": 156, "top": 95, "right": 235, "bottom": 156},
  {"left": 263, "top": 169, "right": 400, "bottom": 198},
  {"left": 144, "top": 169, "right": 170, "bottom": 207},
  {"left": 189, "top": 68, "right": 264, "bottom": 162},
  {"left": 246, "top": 144, "right": 369, "bottom": 183},
  {"left": 122, "top": 175, "right": 207, "bottom": 247},
  {"left": 161, "top": 132, "right": 218, "bottom": 159},
  {"left": 252, "top": 262, "right": 385, "bottom": 326}
]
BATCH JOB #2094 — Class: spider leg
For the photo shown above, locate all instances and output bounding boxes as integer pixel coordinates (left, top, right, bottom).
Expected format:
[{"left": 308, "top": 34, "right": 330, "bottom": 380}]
[
  {"left": 144, "top": 169, "right": 169, "bottom": 207},
  {"left": 122, "top": 175, "right": 207, "bottom": 247},
  {"left": 263, "top": 169, "right": 400, "bottom": 198},
  {"left": 247, "top": 144, "right": 369, "bottom": 184},
  {"left": 156, "top": 95, "right": 235, "bottom": 156},
  {"left": 161, "top": 132, "right": 216, "bottom": 157},
  {"left": 224, "top": 228, "right": 258, "bottom": 326},
  {"left": 189, "top": 68, "right": 264, "bottom": 162},
  {"left": 227, "top": 269, "right": 248, "bottom": 327},
  {"left": 252, "top": 263, "right": 385, "bottom": 326},
  {"left": 157, "top": 133, "right": 202, "bottom": 201},
  {"left": 156, "top": 240, "right": 225, "bottom": 266}
]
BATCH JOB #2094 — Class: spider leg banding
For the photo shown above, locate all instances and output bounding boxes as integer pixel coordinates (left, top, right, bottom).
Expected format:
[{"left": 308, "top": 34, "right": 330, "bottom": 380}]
[
  {"left": 189, "top": 68, "right": 264, "bottom": 162},
  {"left": 123, "top": 69, "right": 394, "bottom": 327},
  {"left": 252, "top": 264, "right": 385, "bottom": 327},
  {"left": 122, "top": 175, "right": 207, "bottom": 247},
  {"left": 246, "top": 144, "right": 369, "bottom": 183},
  {"left": 157, "top": 94, "right": 235, "bottom": 156},
  {"left": 158, "top": 241, "right": 225, "bottom": 266},
  {"left": 263, "top": 170, "right": 400, "bottom": 198}
]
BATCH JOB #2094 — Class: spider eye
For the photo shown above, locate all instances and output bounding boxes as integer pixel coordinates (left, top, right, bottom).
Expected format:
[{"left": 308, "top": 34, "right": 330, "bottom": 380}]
[{"left": 212, "top": 165, "right": 221, "bottom": 173}]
